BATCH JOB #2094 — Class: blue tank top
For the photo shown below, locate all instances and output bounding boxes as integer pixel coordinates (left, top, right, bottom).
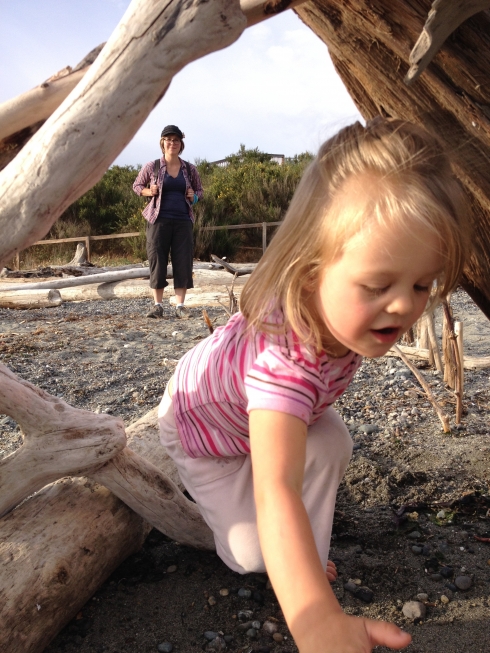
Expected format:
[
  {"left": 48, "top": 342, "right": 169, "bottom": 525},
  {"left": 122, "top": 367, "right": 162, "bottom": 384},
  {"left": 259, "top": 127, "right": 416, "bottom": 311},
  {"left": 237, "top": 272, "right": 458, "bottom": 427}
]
[{"left": 157, "top": 169, "right": 190, "bottom": 221}]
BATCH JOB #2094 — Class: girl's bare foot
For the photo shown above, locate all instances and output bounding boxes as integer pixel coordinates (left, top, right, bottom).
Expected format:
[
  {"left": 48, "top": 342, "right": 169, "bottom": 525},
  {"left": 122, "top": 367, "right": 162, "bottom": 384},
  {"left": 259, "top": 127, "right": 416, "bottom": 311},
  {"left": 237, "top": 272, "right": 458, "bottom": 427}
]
[{"left": 326, "top": 559, "right": 337, "bottom": 582}]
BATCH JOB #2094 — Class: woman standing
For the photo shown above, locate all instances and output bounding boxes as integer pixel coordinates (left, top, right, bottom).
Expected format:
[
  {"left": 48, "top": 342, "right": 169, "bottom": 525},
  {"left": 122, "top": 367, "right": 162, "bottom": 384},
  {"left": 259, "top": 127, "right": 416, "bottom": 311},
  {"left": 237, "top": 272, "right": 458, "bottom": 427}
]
[{"left": 133, "top": 125, "right": 204, "bottom": 318}]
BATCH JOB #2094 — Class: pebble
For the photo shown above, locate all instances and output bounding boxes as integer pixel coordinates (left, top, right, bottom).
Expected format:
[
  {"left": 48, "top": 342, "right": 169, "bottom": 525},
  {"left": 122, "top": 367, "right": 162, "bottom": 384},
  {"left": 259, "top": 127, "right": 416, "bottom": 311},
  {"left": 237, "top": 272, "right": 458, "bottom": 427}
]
[
  {"left": 359, "top": 424, "right": 379, "bottom": 434},
  {"left": 238, "top": 610, "right": 254, "bottom": 621},
  {"left": 272, "top": 633, "right": 284, "bottom": 643},
  {"left": 263, "top": 621, "right": 278, "bottom": 635},
  {"left": 219, "top": 588, "right": 229, "bottom": 596},
  {"left": 402, "top": 601, "right": 426, "bottom": 621},
  {"left": 252, "top": 620, "right": 261, "bottom": 630},
  {"left": 245, "top": 628, "right": 257, "bottom": 638},
  {"left": 204, "top": 632, "right": 219, "bottom": 641},
  {"left": 455, "top": 575, "right": 472, "bottom": 591},
  {"left": 356, "top": 586, "right": 374, "bottom": 603},
  {"left": 344, "top": 581, "right": 358, "bottom": 594},
  {"left": 237, "top": 621, "right": 253, "bottom": 632},
  {"left": 415, "top": 593, "right": 428, "bottom": 602},
  {"left": 407, "top": 531, "right": 421, "bottom": 540},
  {"left": 430, "top": 573, "right": 442, "bottom": 581},
  {"left": 440, "top": 595, "right": 450, "bottom": 604},
  {"left": 440, "top": 566, "right": 454, "bottom": 579},
  {"left": 208, "top": 596, "right": 217, "bottom": 606},
  {"left": 238, "top": 588, "right": 252, "bottom": 598},
  {"left": 166, "top": 565, "right": 177, "bottom": 573},
  {"left": 157, "top": 643, "right": 173, "bottom": 653},
  {"left": 436, "top": 510, "right": 446, "bottom": 519},
  {"left": 412, "top": 546, "right": 423, "bottom": 555},
  {"left": 207, "top": 636, "right": 227, "bottom": 651}
]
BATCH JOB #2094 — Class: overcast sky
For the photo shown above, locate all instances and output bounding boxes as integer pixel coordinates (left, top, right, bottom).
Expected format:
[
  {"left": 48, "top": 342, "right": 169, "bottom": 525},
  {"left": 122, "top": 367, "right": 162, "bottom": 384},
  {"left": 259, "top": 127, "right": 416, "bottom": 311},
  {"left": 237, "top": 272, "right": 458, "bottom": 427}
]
[{"left": 0, "top": 0, "right": 362, "bottom": 167}]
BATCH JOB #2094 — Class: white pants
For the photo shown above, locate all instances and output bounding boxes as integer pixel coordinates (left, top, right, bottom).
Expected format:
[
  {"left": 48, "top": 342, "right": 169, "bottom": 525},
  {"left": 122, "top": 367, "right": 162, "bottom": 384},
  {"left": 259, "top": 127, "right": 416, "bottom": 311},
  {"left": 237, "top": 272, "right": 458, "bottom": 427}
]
[{"left": 158, "top": 386, "right": 352, "bottom": 574}]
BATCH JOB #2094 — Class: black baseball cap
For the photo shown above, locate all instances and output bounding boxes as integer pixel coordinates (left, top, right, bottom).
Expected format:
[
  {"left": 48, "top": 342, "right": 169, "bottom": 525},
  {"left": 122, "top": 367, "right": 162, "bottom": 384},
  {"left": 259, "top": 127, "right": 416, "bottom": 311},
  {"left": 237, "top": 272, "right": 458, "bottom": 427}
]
[{"left": 161, "top": 125, "right": 184, "bottom": 139}]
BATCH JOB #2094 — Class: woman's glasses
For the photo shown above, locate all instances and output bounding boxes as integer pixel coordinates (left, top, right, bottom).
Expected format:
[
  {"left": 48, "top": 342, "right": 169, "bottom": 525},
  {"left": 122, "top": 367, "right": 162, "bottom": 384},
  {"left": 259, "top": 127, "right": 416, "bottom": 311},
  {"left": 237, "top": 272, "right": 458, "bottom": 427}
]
[{"left": 163, "top": 138, "right": 181, "bottom": 144}]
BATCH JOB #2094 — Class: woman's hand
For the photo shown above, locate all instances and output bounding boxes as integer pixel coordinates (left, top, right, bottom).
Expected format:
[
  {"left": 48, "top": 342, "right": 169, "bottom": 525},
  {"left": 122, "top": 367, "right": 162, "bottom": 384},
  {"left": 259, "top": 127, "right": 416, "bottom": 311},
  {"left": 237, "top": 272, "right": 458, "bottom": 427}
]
[
  {"left": 186, "top": 187, "right": 195, "bottom": 202},
  {"left": 149, "top": 184, "right": 159, "bottom": 196}
]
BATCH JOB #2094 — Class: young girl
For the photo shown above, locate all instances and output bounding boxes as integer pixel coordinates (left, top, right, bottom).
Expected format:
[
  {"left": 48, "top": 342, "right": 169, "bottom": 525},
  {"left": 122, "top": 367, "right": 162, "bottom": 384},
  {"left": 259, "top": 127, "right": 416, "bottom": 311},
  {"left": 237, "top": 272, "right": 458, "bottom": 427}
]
[{"left": 158, "top": 118, "right": 469, "bottom": 652}]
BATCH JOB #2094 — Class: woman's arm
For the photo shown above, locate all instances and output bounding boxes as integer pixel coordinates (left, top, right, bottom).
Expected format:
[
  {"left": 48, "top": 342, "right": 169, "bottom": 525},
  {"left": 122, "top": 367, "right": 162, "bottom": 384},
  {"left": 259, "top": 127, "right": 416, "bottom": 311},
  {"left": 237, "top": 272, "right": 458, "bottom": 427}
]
[
  {"left": 133, "top": 161, "right": 154, "bottom": 196},
  {"left": 249, "top": 409, "right": 411, "bottom": 653}
]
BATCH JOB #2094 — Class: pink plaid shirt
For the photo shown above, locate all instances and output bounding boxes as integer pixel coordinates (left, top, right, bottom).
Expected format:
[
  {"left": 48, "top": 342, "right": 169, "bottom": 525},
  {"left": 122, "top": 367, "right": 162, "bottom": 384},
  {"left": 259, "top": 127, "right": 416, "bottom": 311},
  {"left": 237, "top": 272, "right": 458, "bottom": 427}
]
[{"left": 133, "top": 157, "right": 204, "bottom": 224}]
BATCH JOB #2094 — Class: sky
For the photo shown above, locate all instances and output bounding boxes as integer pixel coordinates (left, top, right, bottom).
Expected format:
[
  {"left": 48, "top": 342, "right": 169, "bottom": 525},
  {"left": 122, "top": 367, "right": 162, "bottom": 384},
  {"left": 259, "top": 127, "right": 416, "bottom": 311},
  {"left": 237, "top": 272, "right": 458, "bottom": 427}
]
[{"left": 0, "top": 0, "right": 362, "bottom": 168}]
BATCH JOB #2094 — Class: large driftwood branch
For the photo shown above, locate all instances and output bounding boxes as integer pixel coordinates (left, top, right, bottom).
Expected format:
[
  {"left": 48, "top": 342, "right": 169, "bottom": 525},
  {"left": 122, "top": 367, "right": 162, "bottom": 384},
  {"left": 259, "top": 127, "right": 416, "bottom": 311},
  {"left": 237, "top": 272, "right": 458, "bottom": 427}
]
[
  {"left": 0, "top": 267, "right": 151, "bottom": 292},
  {"left": 0, "top": 363, "right": 213, "bottom": 547},
  {"left": 0, "top": 364, "right": 126, "bottom": 518},
  {"left": 0, "top": 288, "right": 62, "bottom": 309},
  {"left": 0, "top": 0, "right": 247, "bottom": 268},
  {"left": 406, "top": 0, "right": 490, "bottom": 84}
]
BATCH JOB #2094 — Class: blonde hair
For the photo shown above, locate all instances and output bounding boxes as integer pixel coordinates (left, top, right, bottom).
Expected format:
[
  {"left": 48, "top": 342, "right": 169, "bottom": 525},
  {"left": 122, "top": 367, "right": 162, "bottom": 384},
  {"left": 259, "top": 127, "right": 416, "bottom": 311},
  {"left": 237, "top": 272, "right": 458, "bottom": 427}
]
[{"left": 240, "top": 118, "right": 470, "bottom": 351}]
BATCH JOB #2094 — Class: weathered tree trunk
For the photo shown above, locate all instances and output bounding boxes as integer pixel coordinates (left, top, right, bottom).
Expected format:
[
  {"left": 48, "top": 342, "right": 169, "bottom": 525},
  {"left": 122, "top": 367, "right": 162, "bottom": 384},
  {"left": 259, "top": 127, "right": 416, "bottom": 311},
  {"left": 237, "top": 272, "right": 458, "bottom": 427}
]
[
  {"left": 0, "top": 477, "right": 150, "bottom": 653},
  {"left": 296, "top": 0, "right": 490, "bottom": 320},
  {"left": 0, "top": 0, "right": 247, "bottom": 268},
  {"left": 0, "top": 288, "right": 62, "bottom": 309},
  {"left": 0, "top": 268, "right": 151, "bottom": 292},
  {"left": 0, "top": 406, "right": 213, "bottom": 653}
]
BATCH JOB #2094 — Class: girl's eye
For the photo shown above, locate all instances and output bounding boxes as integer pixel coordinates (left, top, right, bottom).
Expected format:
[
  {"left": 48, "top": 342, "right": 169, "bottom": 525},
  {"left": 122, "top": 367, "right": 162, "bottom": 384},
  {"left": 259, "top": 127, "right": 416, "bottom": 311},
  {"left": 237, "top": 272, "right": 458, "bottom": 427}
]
[
  {"left": 414, "top": 285, "right": 430, "bottom": 293},
  {"left": 363, "top": 286, "right": 388, "bottom": 297}
]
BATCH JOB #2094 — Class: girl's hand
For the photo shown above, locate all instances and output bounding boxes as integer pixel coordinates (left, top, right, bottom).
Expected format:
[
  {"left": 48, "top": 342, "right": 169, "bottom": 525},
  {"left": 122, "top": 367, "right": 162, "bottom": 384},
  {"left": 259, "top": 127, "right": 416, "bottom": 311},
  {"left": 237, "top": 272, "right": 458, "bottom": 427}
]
[{"left": 295, "top": 610, "right": 411, "bottom": 653}]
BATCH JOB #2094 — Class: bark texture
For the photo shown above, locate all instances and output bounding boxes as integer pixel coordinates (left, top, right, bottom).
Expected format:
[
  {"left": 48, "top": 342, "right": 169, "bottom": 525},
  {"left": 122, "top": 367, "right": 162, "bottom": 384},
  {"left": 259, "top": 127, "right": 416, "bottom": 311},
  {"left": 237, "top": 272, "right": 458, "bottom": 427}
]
[{"left": 296, "top": 0, "right": 490, "bottom": 319}]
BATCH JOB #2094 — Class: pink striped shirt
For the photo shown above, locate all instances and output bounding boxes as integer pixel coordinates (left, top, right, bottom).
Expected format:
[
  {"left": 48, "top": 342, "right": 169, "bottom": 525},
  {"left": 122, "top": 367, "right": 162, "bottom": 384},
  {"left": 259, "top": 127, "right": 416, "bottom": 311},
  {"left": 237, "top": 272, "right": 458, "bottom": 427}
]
[{"left": 171, "top": 311, "right": 362, "bottom": 458}]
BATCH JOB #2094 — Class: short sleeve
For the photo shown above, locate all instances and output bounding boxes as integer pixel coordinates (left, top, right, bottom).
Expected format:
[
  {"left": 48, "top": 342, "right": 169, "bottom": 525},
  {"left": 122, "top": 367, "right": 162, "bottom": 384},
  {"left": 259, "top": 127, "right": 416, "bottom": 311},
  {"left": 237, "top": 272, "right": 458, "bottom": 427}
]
[{"left": 245, "top": 347, "right": 318, "bottom": 424}]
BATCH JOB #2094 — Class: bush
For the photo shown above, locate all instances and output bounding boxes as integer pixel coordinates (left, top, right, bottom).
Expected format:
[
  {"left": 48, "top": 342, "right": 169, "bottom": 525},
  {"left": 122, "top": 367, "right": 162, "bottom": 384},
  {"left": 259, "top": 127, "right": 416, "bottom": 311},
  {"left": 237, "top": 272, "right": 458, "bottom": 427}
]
[{"left": 21, "top": 148, "right": 312, "bottom": 266}]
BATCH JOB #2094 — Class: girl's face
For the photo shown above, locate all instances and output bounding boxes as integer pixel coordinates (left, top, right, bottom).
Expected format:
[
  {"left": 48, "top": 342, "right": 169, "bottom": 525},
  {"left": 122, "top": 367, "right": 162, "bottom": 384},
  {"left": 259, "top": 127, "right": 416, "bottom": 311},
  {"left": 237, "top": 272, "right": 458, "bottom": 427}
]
[{"left": 313, "top": 221, "right": 444, "bottom": 358}]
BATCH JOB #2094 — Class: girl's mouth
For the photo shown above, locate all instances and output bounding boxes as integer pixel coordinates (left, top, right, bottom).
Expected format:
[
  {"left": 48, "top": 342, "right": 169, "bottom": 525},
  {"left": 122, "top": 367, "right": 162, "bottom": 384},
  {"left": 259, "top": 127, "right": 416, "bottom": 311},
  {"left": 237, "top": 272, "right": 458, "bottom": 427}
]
[{"left": 370, "top": 327, "right": 400, "bottom": 343}]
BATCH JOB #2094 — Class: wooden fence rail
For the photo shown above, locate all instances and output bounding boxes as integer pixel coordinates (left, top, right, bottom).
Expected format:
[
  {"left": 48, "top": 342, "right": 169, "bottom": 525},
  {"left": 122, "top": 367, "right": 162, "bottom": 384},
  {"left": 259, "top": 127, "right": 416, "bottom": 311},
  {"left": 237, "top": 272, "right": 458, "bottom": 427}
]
[{"left": 12, "top": 222, "right": 283, "bottom": 269}]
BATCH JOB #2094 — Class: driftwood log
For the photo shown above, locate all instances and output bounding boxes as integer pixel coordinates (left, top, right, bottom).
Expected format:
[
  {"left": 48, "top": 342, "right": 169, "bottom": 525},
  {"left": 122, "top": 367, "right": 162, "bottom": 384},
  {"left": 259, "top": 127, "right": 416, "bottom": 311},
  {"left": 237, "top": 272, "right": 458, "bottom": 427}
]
[
  {"left": 297, "top": 0, "right": 490, "bottom": 321},
  {"left": 0, "top": 288, "right": 62, "bottom": 309}
]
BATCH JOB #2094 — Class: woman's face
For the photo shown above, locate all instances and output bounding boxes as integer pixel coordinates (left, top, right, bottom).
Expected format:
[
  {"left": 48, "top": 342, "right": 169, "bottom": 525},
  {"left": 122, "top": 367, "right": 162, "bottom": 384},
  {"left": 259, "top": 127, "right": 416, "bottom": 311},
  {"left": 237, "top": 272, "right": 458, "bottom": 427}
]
[{"left": 163, "top": 135, "right": 182, "bottom": 156}]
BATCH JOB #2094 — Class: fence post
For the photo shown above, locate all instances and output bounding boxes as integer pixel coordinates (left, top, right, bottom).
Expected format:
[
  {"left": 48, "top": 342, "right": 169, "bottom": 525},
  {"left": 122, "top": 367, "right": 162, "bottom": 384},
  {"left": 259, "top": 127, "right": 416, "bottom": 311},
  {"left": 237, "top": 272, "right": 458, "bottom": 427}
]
[
  {"left": 262, "top": 222, "right": 267, "bottom": 254},
  {"left": 85, "top": 236, "right": 91, "bottom": 263},
  {"left": 15, "top": 252, "right": 20, "bottom": 271}
]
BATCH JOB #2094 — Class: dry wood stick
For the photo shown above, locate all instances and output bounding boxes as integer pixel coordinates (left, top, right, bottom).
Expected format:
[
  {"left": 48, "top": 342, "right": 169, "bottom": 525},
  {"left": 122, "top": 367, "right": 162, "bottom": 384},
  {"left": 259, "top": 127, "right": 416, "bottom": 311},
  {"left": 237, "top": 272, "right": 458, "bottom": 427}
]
[
  {"left": 454, "top": 321, "right": 464, "bottom": 421},
  {"left": 427, "top": 311, "right": 443, "bottom": 373},
  {"left": 392, "top": 344, "right": 450, "bottom": 433},
  {"left": 202, "top": 309, "right": 214, "bottom": 334},
  {"left": 442, "top": 299, "right": 464, "bottom": 424}
]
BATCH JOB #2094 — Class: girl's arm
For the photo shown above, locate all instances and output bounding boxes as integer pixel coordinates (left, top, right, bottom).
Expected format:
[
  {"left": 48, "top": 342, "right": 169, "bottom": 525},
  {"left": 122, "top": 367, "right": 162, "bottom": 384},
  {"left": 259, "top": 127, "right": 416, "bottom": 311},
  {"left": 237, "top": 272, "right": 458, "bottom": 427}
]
[{"left": 249, "top": 409, "right": 412, "bottom": 653}]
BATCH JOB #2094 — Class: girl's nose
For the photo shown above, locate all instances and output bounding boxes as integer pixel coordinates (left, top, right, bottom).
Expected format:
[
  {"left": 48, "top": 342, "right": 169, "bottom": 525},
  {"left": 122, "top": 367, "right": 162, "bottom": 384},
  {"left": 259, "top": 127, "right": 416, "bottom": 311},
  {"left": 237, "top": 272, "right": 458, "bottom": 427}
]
[{"left": 386, "top": 291, "right": 415, "bottom": 316}]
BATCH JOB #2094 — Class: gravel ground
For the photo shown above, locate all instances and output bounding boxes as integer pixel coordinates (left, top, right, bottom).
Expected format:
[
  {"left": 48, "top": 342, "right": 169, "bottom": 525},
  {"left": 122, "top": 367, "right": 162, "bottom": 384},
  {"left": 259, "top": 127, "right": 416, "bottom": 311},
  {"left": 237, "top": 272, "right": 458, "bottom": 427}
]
[{"left": 1, "top": 289, "right": 490, "bottom": 653}]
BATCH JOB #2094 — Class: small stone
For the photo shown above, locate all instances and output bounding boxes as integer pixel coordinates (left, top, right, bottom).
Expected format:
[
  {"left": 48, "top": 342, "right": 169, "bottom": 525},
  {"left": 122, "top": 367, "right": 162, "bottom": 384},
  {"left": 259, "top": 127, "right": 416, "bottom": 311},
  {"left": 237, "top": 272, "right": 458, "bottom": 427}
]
[
  {"left": 422, "top": 545, "right": 431, "bottom": 556},
  {"left": 344, "top": 581, "right": 358, "bottom": 594},
  {"left": 237, "top": 621, "right": 253, "bottom": 632},
  {"left": 412, "top": 546, "right": 423, "bottom": 555},
  {"left": 446, "top": 583, "right": 457, "bottom": 592},
  {"left": 224, "top": 636, "right": 234, "bottom": 644},
  {"left": 436, "top": 510, "right": 446, "bottom": 519},
  {"left": 238, "top": 588, "right": 252, "bottom": 598},
  {"left": 245, "top": 628, "right": 257, "bottom": 638},
  {"left": 402, "top": 601, "right": 426, "bottom": 621},
  {"left": 415, "top": 593, "right": 428, "bottom": 602},
  {"left": 263, "top": 621, "right": 278, "bottom": 635},
  {"left": 407, "top": 531, "right": 421, "bottom": 540},
  {"left": 359, "top": 424, "right": 379, "bottom": 434},
  {"left": 430, "top": 573, "right": 442, "bottom": 582},
  {"left": 356, "top": 586, "right": 374, "bottom": 603},
  {"left": 455, "top": 575, "right": 472, "bottom": 591},
  {"left": 440, "top": 595, "right": 450, "bottom": 604},
  {"left": 166, "top": 565, "right": 177, "bottom": 573},
  {"left": 208, "top": 596, "right": 217, "bottom": 606},
  {"left": 207, "top": 636, "right": 227, "bottom": 651},
  {"left": 219, "top": 588, "right": 229, "bottom": 596},
  {"left": 157, "top": 643, "right": 173, "bottom": 653},
  {"left": 252, "top": 620, "right": 261, "bottom": 630},
  {"left": 204, "top": 632, "right": 219, "bottom": 641},
  {"left": 440, "top": 566, "right": 454, "bottom": 579},
  {"left": 238, "top": 610, "right": 254, "bottom": 621},
  {"left": 272, "top": 633, "right": 284, "bottom": 643}
]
